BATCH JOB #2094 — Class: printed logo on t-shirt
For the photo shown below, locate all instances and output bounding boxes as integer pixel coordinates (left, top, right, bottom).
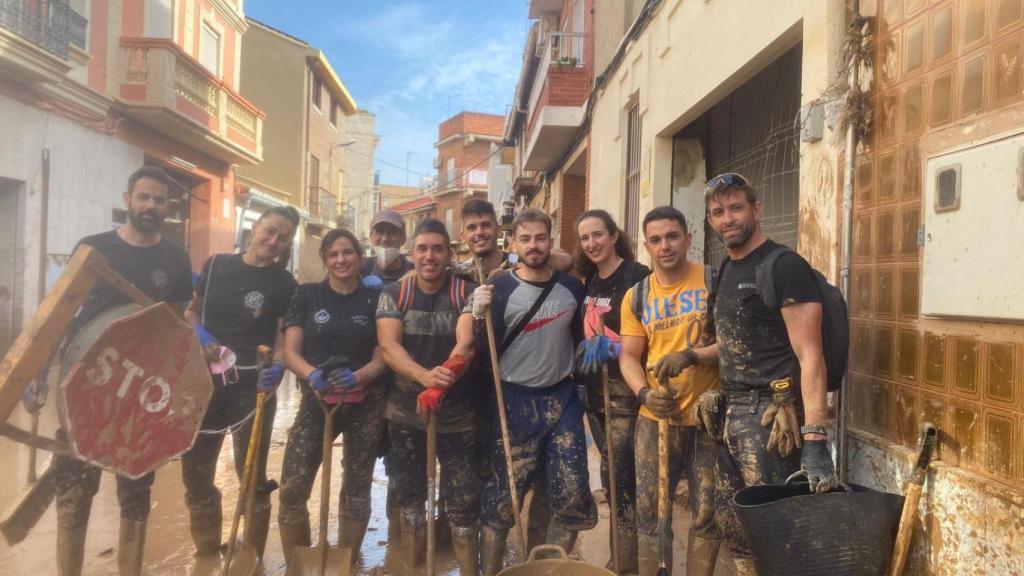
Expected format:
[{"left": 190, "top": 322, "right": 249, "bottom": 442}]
[
  {"left": 313, "top": 309, "right": 330, "bottom": 325},
  {"left": 150, "top": 268, "right": 169, "bottom": 297},
  {"left": 642, "top": 289, "right": 707, "bottom": 330},
  {"left": 737, "top": 283, "right": 758, "bottom": 290},
  {"left": 351, "top": 314, "right": 370, "bottom": 327},
  {"left": 244, "top": 290, "right": 265, "bottom": 318}
]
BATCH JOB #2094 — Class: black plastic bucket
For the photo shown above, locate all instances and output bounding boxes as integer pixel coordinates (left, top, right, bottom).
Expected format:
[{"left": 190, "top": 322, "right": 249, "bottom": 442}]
[{"left": 734, "top": 476, "right": 904, "bottom": 576}]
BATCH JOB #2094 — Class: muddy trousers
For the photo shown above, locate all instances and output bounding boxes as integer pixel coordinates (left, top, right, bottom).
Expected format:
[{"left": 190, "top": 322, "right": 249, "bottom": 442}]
[
  {"left": 634, "top": 417, "right": 718, "bottom": 576},
  {"left": 389, "top": 419, "right": 482, "bottom": 572},
  {"left": 181, "top": 374, "right": 278, "bottom": 556},
  {"left": 482, "top": 378, "right": 598, "bottom": 542},
  {"left": 278, "top": 389, "right": 386, "bottom": 563},
  {"left": 53, "top": 428, "right": 154, "bottom": 576},
  {"left": 586, "top": 409, "right": 639, "bottom": 573},
  {"left": 714, "top": 390, "right": 800, "bottom": 571}
]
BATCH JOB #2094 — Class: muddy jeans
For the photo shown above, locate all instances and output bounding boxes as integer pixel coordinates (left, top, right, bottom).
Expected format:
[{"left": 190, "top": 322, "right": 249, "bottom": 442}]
[
  {"left": 52, "top": 428, "right": 155, "bottom": 521},
  {"left": 388, "top": 420, "right": 481, "bottom": 528},
  {"left": 585, "top": 409, "right": 638, "bottom": 537},
  {"left": 482, "top": 378, "right": 597, "bottom": 533},
  {"left": 278, "top": 387, "right": 386, "bottom": 525},
  {"left": 715, "top": 389, "right": 801, "bottom": 562},
  {"left": 181, "top": 369, "right": 278, "bottom": 518},
  {"left": 635, "top": 416, "right": 718, "bottom": 547}
]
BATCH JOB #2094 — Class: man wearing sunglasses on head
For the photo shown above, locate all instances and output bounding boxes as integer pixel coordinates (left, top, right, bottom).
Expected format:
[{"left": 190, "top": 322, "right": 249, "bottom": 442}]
[{"left": 657, "top": 173, "right": 837, "bottom": 575}]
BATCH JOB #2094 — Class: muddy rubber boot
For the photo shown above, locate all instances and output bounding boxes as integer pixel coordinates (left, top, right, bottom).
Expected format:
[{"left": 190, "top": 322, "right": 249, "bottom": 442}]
[
  {"left": 56, "top": 486, "right": 92, "bottom": 576},
  {"left": 189, "top": 508, "right": 222, "bottom": 557},
  {"left": 545, "top": 520, "right": 578, "bottom": 555},
  {"left": 685, "top": 530, "right": 720, "bottom": 576},
  {"left": 247, "top": 503, "right": 272, "bottom": 559},
  {"left": 612, "top": 527, "right": 639, "bottom": 575},
  {"left": 733, "top": 556, "right": 757, "bottom": 576},
  {"left": 278, "top": 515, "right": 311, "bottom": 565},
  {"left": 398, "top": 504, "right": 426, "bottom": 571},
  {"left": 637, "top": 534, "right": 659, "bottom": 576},
  {"left": 481, "top": 525, "right": 508, "bottom": 576},
  {"left": 117, "top": 518, "right": 147, "bottom": 576},
  {"left": 338, "top": 517, "right": 370, "bottom": 565},
  {"left": 451, "top": 524, "right": 480, "bottom": 575},
  {"left": 386, "top": 481, "right": 401, "bottom": 545}
]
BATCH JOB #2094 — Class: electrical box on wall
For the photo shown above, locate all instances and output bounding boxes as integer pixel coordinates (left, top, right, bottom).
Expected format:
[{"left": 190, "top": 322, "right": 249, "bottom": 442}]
[{"left": 922, "top": 132, "right": 1024, "bottom": 321}]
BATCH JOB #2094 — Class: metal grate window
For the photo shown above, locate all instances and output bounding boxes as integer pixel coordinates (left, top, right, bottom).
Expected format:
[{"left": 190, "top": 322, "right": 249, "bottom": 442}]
[{"left": 624, "top": 102, "right": 642, "bottom": 251}]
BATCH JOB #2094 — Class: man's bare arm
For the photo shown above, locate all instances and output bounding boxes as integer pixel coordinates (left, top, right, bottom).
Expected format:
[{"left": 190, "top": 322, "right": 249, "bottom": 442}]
[
  {"left": 780, "top": 301, "right": 828, "bottom": 439},
  {"left": 619, "top": 334, "right": 649, "bottom": 395}
]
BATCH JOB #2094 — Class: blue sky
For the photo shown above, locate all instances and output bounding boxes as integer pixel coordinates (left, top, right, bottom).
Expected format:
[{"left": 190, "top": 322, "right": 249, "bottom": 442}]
[{"left": 245, "top": 0, "right": 529, "bottom": 187}]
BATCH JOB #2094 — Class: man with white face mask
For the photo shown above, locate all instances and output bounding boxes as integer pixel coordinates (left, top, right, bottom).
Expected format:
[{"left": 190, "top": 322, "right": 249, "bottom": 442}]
[{"left": 361, "top": 209, "right": 414, "bottom": 288}]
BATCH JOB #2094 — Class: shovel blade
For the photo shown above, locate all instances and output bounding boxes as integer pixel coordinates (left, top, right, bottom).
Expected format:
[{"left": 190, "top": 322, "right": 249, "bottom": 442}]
[
  {"left": 225, "top": 545, "right": 260, "bottom": 576},
  {"left": 286, "top": 545, "right": 352, "bottom": 576},
  {"left": 0, "top": 456, "right": 56, "bottom": 545}
]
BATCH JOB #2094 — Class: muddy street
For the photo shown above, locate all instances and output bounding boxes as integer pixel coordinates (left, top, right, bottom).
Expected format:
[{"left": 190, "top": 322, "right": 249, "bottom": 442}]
[{"left": 0, "top": 375, "right": 735, "bottom": 575}]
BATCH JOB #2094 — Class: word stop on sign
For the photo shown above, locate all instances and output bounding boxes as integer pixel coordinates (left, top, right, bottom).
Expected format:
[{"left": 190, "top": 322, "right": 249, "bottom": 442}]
[{"left": 59, "top": 303, "right": 214, "bottom": 479}]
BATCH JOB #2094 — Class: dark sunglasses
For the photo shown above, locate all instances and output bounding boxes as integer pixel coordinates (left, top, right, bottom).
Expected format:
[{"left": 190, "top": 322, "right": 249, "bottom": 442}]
[{"left": 704, "top": 173, "right": 750, "bottom": 197}]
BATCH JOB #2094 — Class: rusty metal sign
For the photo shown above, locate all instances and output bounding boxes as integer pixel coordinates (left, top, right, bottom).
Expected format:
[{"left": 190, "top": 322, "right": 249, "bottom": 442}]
[{"left": 58, "top": 303, "right": 213, "bottom": 479}]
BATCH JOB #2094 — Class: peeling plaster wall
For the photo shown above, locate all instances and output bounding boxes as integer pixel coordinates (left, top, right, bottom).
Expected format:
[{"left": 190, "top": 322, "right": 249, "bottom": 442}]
[{"left": 848, "top": 433, "right": 1024, "bottom": 576}]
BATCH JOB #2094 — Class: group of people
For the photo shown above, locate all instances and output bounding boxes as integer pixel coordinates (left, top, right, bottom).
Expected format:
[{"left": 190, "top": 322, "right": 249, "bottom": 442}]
[{"left": 44, "top": 164, "right": 838, "bottom": 576}]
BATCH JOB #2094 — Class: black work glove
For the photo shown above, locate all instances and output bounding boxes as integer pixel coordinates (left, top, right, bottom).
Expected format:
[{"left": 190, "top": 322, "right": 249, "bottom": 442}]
[
  {"left": 690, "top": 389, "right": 725, "bottom": 442},
  {"left": 801, "top": 439, "right": 838, "bottom": 494},
  {"left": 651, "top": 349, "right": 698, "bottom": 383},
  {"left": 638, "top": 386, "right": 678, "bottom": 420}
]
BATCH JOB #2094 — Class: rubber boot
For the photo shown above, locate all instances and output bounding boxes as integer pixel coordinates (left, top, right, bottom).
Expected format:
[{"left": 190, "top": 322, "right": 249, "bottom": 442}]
[
  {"left": 637, "top": 534, "right": 659, "bottom": 576},
  {"left": 338, "top": 517, "right": 370, "bottom": 565},
  {"left": 398, "top": 504, "right": 426, "bottom": 571},
  {"left": 117, "top": 518, "right": 147, "bottom": 576},
  {"left": 56, "top": 486, "right": 92, "bottom": 576},
  {"left": 685, "top": 530, "right": 720, "bottom": 576},
  {"left": 451, "top": 524, "right": 480, "bottom": 575},
  {"left": 247, "top": 503, "right": 272, "bottom": 559},
  {"left": 278, "top": 513, "right": 312, "bottom": 565},
  {"left": 481, "top": 525, "right": 508, "bottom": 576},
  {"left": 386, "top": 480, "right": 401, "bottom": 544},
  {"left": 189, "top": 507, "right": 222, "bottom": 557},
  {"left": 733, "top": 557, "right": 757, "bottom": 576},
  {"left": 545, "top": 520, "right": 578, "bottom": 556},
  {"left": 610, "top": 527, "right": 639, "bottom": 575}
]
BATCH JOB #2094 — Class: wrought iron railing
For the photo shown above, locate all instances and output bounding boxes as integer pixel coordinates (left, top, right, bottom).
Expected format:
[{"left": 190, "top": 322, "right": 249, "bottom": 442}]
[
  {"left": 0, "top": 0, "right": 88, "bottom": 59},
  {"left": 307, "top": 186, "right": 341, "bottom": 223}
]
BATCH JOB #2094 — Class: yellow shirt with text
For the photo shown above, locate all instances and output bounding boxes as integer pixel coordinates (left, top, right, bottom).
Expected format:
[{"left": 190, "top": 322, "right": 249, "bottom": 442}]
[{"left": 620, "top": 263, "right": 719, "bottom": 425}]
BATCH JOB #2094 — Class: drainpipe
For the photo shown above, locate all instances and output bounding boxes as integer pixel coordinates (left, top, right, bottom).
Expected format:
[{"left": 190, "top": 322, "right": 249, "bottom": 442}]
[{"left": 837, "top": 0, "right": 860, "bottom": 484}]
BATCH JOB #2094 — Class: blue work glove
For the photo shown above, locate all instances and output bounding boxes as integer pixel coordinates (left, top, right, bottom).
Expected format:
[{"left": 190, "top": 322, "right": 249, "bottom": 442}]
[
  {"left": 258, "top": 360, "right": 285, "bottom": 392},
  {"left": 327, "top": 367, "right": 358, "bottom": 390},
  {"left": 362, "top": 275, "right": 384, "bottom": 290},
  {"left": 21, "top": 375, "right": 48, "bottom": 415},
  {"left": 307, "top": 368, "right": 329, "bottom": 393},
  {"left": 193, "top": 324, "right": 217, "bottom": 348},
  {"left": 574, "top": 335, "right": 621, "bottom": 375}
]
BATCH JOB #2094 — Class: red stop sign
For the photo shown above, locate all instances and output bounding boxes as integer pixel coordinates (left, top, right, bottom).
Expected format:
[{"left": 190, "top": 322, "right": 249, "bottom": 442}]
[{"left": 59, "top": 303, "right": 214, "bottom": 479}]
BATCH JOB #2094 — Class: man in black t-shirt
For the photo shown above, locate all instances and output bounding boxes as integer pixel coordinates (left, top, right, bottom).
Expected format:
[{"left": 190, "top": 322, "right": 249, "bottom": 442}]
[
  {"left": 677, "top": 173, "right": 837, "bottom": 575},
  {"left": 376, "top": 219, "right": 480, "bottom": 574},
  {"left": 49, "top": 166, "right": 192, "bottom": 576}
]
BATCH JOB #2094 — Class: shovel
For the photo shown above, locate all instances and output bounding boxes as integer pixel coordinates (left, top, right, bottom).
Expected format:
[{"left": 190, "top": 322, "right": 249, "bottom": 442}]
[
  {"left": 656, "top": 374, "right": 672, "bottom": 576},
  {"left": 888, "top": 422, "right": 938, "bottom": 576},
  {"left": 594, "top": 310, "right": 620, "bottom": 573},
  {"left": 222, "top": 346, "right": 273, "bottom": 576},
  {"left": 425, "top": 410, "right": 438, "bottom": 576},
  {"left": 288, "top": 357, "right": 353, "bottom": 576}
]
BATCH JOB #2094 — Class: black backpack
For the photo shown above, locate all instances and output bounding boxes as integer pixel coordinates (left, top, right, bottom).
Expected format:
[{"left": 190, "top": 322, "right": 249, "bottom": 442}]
[{"left": 705, "top": 246, "right": 849, "bottom": 392}]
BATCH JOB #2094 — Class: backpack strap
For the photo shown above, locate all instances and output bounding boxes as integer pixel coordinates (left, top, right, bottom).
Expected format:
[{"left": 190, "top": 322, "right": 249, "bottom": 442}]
[
  {"left": 753, "top": 245, "right": 793, "bottom": 309},
  {"left": 397, "top": 275, "right": 416, "bottom": 314},
  {"left": 449, "top": 276, "right": 467, "bottom": 311},
  {"left": 630, "top": 275, "right": 650, "bottom": 322}
]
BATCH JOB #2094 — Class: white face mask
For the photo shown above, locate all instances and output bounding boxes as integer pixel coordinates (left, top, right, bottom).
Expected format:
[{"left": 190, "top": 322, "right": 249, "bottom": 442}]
[{"left": 374, "top": 246, "right": 400, "bottom": 268}]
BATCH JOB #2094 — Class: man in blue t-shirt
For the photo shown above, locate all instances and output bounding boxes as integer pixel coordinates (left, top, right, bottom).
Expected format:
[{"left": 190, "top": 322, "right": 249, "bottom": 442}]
[{"left": 472, "top": 209, "right": 597, "bottom": 575}]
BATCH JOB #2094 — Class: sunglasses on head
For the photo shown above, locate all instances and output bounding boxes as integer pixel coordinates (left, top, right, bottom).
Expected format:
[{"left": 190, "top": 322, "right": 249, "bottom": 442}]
[{"left": 704, "top": 173, "right": 750, "bottom": 197}]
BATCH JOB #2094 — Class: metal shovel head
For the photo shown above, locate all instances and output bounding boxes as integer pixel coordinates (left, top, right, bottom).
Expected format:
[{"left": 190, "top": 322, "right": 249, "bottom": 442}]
[
  {"left": 224, "top": 544, "right": 260, "bottom": 576},
  {"left": 286, "top": 544, "right": 352, "bottom": 576}
]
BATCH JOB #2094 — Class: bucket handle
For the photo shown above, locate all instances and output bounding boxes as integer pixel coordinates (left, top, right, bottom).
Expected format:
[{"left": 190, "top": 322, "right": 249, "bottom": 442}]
[
  {"left": 527, "top": 544, "right": 570, "bottom": 562},
  {"left": 785, "top": 470, "right": 853, "bottom": 493}
]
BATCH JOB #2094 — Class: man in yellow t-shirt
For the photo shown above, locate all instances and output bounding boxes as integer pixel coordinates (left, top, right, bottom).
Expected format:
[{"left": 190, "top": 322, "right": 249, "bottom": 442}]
[{"left": 619, "top": 206, "right": 720, "bottom": 576}]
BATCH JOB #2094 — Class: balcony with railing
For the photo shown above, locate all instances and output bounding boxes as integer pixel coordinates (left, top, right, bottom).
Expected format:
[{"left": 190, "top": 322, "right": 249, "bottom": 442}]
[
  {"left": 0, "top": 0, "right": 88, "bottom": 80},
  {"left": 436, "top": 168, "right": 490, "bottom": 194},
  {"left": 118, "top": 37, "right": 264, "bottom": 164},
  {"left": 523, "top": 31, "right": 588, "bottom": 172},
  {"left": 307, "top": 186, "right": 343, "bottom": 227}
]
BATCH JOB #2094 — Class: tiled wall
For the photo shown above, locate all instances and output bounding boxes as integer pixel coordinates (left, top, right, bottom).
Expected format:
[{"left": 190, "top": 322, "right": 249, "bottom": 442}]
[{"left": 850, "top": 0, "right": 1024, "bottom": 486}]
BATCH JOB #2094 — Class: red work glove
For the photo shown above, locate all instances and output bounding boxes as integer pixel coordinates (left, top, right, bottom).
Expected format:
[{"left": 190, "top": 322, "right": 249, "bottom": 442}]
[
  {"left": 417, "top": 387, "right": 445, "bottom": 416},
  {"left": 441, "top": 353, "right": 469, "bottom": 380}
]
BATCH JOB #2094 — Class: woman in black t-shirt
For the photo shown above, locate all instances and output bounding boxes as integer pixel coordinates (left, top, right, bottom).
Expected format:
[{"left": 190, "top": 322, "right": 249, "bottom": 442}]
[
  {"left": 277, "top": 228, "right": 389, "bottom": 566},
  {"left": 181, "top": 206, "right": 300, "bottom": 559},
  {"left": 574, "top": 209, "right": 650, "bottom": 573}
]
